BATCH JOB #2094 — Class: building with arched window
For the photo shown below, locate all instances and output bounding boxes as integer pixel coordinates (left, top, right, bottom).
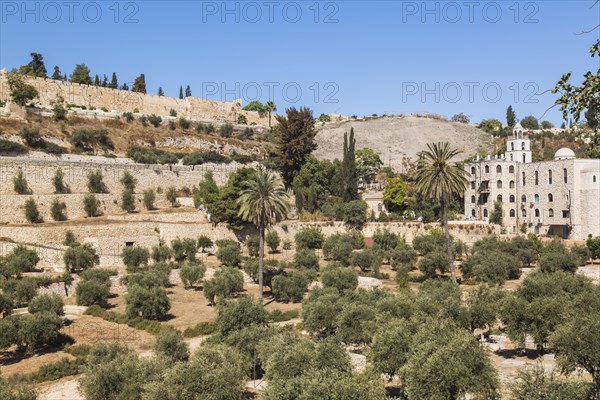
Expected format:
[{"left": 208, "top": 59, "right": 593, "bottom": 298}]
[{"left": 463, "top": 125, "right": 600, "bottom": 239}]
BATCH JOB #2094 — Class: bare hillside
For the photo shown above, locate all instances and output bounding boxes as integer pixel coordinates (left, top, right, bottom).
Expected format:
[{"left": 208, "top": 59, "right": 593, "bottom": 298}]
[{"left": 314, "top": 116, "right": 493, "bottom": 171}]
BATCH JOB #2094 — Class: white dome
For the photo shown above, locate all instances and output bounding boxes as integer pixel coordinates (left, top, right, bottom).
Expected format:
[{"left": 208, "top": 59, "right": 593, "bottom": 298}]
[{"left": 554, "top": 147, "right": 576, "bottom": 160}]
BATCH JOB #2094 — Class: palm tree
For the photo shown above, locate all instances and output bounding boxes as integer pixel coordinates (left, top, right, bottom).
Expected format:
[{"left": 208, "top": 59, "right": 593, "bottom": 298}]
[
  {"left": 238, "top": 170, "right": 290, "bottom": 300},
  {"left": 265, "top": 101, "right": 277, "bottom": 129},
  {"left": 415, "top": 142, "right": 468, "bottom": 283}
]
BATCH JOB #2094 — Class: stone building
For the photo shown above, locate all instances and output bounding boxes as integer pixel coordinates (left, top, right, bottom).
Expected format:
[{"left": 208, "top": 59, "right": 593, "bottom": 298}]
[{"left": 464, "top": 124, "right": 600, "bottom": 240}]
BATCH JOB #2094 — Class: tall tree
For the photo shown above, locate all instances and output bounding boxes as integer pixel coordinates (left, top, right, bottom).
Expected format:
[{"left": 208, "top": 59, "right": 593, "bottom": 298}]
[
  {"left": 6, "top": 71, "right": 38, "bottom": 106},
  {"left": 51, "top": 66, "right": 62, "bottom": 80},
  {"left": 132, "top": 74, "right": 147, "bottom": 94},
  {"left": 94, "top": 74, "right": 100, "bottom": 86},
  {"left": 415, "top": 142, "right": 468, "bottom": 283},
  {"left": 19, "top": 52, "right": 47, "bottom": 77},
  {"left": 339, "top": 128, "right": 358, "bottom": 202},
  {"left": 109, "top": 72, "right": 118, "bottom": 89},
  {"left": 266, "top": 101, "right": 277, "bottom": 128},
  {"left": 158, "top": 87, "right": 164, "bottom": 97},
  {"left": 238, "top": 171, "right": 289, "bottom": 300},
  {"left": 179, "top": 86, "right": 184, "bottom": 99},
  {"left": 275, "top": 107, "right": 318, "bottom": 187},
  {"left": 71, "top": 64, "right": 92, "bottom": 84},
  {"left": 121, "top": 83, "right": 129, "bottom": 91},
  {"left": 506, "top": 105, "right": 516, "bottom": 127},
  {"left": 101, "top": 74, "right": 108, "bottom": 87},
  {"left": 185, "top": 85, "right": 192, "bottom": 97}
]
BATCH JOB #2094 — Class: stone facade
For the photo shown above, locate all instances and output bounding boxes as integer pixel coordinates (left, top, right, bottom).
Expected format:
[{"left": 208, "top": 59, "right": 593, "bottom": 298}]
[
  {"left": 464, "top": 124, "right": 600, "bottom": 240},
  {"left": 0, "top": 70, "right": 270, "bottom": 125}
]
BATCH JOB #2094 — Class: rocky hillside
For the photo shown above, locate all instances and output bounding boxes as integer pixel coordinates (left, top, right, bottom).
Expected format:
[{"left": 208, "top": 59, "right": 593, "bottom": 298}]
[{"left": 314, "top": 115, "right": 494, "bottom": 171}]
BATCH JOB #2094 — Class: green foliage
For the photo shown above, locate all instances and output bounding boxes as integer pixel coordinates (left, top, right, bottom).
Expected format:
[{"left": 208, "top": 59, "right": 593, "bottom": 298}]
[
  {"left": 418, "top": 250, "right": 449, "bottom": 278},
  {"left": 466, "top": 284, "right": 504, "bottom": 332},
  {"left": 203, "top": 267, "right": 244, "bottom": 305},
  {"left": 276, "top": 107, "right": 318, "bottom": 187},
  {"left": 451, "top": 113, "right": 470, "bottom": 123},
  {"left": 70, "top": 64, "right": 92, "bottom": 84},
  {"left": 151, "top": 243, "right": 171, "bottom": 263},
  {"left": 165, "top": 186, "right": 178, "bottom": 207},
  {"left": 539, "top": 240, "right": 578, "bottom": 273},
  {"left": 70, "top": 129, "right": 113, "bottom": 153},
  {"left": 153, "top": 329, "right": 189, "bottom": 362},
  {"left": 19, "top": 52, "right": 47, "bottom": 77},
  {"left": 479, "top": 118, "right": 503, "bottom": 133},
  {"left": 338, "top": 200, "right": 368, "bottom": 228},
  {"left": 383, "top": 176, "right": 409, "bottom": 214},
  {"left": 336, "top": 302, "right": 377, "bottom": 344},
  {"left": 0, "top": 139, "right": 28, "bottom": 155},
  {"left": 587, "top": 235, "right": 600, "bottom": 260},
  {"left": 50, "top": 197, "right": 67, "bottom": 221},
  {"left": 64, "top": 243, "right": 99, "bottom": 273},
  {"left": 323, "top": 234, "right": 354, "bottom": 266},
  {"left": 142, "top": 189, "right": 156, "bottom": 210},
  {"left": 350, "top": 248, "right": 381, "bottom": 273},
  {"left": 197, "top": 235, "right": 213, "bottom": 252},
  {"left": 83, "top": 193, "right": 101, "bottom": 217},
  {"left": 339, "top": 128, "right": 358, "bottom": 202},
  {"left": 295, "top": 226, "right": 324, "bottom": 250},
  {"left": 272, "top": 271, "right": 310, "bottom": 303},
  {"left": 179, "top": 262, "right": 206, "bottom": 288},
  {"left": 266, "top": 230, "right": 280, "bottom": 253},
  {"left": 87, "top": 170, "right": 107, "bottom": 193},
  {"left": 6, "top": 71, "right": 39, "bottom": 106},
  {"left": 1, "top": 278, "right": 38, "bottom": 307},
  {"left": 507, "top": 105, "right": 517, "bottom": 127},
  {"left": 0, "top": 245, "right": 40, "bottom": 279},
  {"left": 462, "top": 249, "right": 521, "bottom": 285},
  {"left": 0, "top": 312, "right": 63, "bottom": 352},
  {"left": 125, "top": 284, "right": 171, "bottom": 320},
  {"left": 121, "top": 189, "right": 136, "bottom": 213},
  {"left": 293, "top": 248, "right": 320, "bottom": 271},
  {"left": 216, "top": 295, "right": 268, "bottom": 337},
  {"left": 292, "top": 156, "right": 339, "bottom": 213},
  {"left": 24, "top": 198, "right": 41, "bottom": 223},
  {"left": 28, "top": 293, "right": 64, "bottom": 316},
  {"left": 216, "top": 240, "right": 241, "bottom": 267},
  {"left": 170, "top": 238, "right": 197, "bottom": 262},
  {"left": 489, "top": 200, "right": 503, "bottom": 225},
  {"left": 521, "top": 115, "right": 540, "bottom": 130},
  {"left": 182, "top": 321, "right": 217, "bottom": 337},
  {"left": 76, "top": 268, "right": 111, "bottom": 307},
  {"left": 120, "top": 171, "right": 137, "bottom": 191},
  {"left": 126, "top": 147, "right": 182, "bottom": 165},
  {"left": 511, "top": 364, "right": 592, "bottom": 400},
  {"left": 355, "top": 147, "right": 383, "bottom": 184},
  {"left": 13, "top": 168, "right": 30, "bottom": 194},
  {"left": 321, "top": 266, "right": 358, "bottom": 292},
  {"left": 52, "top": 168, "right": 69, "bottom": 194},
  {"left": 370, "top": 318, "right": 415, "bottom": 377},
  {"left": 245, "top": 235, "right": 260, "bottom": 257},
  {"left": 219, "top": 123, "right": 234, "bottom": 137},
  {"left": 121, "top": 246, "right": 149, "bottom": 272}
]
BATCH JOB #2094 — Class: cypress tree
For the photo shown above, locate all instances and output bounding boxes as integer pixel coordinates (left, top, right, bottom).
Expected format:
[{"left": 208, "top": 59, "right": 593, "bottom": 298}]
[
  {"left": 94, "top": 74, "right": 100, "bottom": 86},
  {"left": 185, "top": 85, "right": 192, "bottom": 97},
  {"left": 506, "top": 105, "right": 516, "bottom": 128},
  {"left": 102, "top": 74, "right": 108, "bottom": 87},
  {"left": 109, "top": 72, "right": 118, "bottom": 89},
  {"left": 340, "top": 128, "right": 358, "bottom": 202},
  {"left": 51, "top": 66, "right": 62, "bottom": 80},
  {"left": 179, "top": 86, "right": 184, "bottom": 99},
  {"left": 132, "top": 74, "right": 147, "bottom": 94},
  {"left": 158, "top": 87, "right": 164, "bottom": 96}
]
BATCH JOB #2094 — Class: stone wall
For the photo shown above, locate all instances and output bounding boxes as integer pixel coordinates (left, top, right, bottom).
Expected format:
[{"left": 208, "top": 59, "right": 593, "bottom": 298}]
[{"left": 0, "top": 71, "right": 270, "bottom": 125}]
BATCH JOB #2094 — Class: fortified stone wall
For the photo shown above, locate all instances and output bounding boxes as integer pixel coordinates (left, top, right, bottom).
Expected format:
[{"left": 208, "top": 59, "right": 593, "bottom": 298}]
[{"left": 0, "top": 71, "right": 270, "bottom": 125}]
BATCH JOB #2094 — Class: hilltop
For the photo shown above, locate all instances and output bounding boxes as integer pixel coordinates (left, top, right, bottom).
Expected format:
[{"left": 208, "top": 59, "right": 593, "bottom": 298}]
[{"left": 314, "top": 115, "right": 494, "bottom": 170}]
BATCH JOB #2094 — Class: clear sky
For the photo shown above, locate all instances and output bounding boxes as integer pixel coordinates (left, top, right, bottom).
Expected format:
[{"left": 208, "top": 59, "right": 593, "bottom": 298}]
[{"left": 1, "top": 0, "right": 598, "bottom": 125}]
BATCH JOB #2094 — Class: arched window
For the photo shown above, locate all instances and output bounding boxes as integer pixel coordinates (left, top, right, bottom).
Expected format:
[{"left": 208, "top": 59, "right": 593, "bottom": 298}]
[
  {"left": 534, "top": 194, "right": 539, "bottom": 204},
  {"left": 471, "top": 181, "right": 475, "bottom": 189},
  {"left": 522, "top": 209, "right": 527, "bottom": 217},
  {"left": 594, "top": 176, "right": 597, "bottom": 183},
  {"left": 535, "top": 209, "right": 540, "bottom": 217},
  {"left": 511, "top": 142, "right": 515, "bottom": 151},
  {"left": 496, "top": 165, "right": 502, "bottom": 174},
  {"left": 548, "top": 193, "right": 553, "bottom": 202},
  {"left": 549, "top": 208, "right": 554, "bottom": 217},
  {"left": 548, "top": 170, "right": 552, "bottom": 184},
  {"left": 497, "top": 180, "right": 502, "bottom": 189},
  {"left": 534, "top": 171, "right": 539, "bottom": 185},
  {"left": 509, "top": 166, "right": 515, "bottom": 174},
  {"left": 483, "top": 209, "right": 488, "bottom": 218},
  {"left": 522, "top": 172, "right": 526, "bottom": 186},
  {"left": 523, "top": 154, "right": 526, "bottom": 163},
  {"left": 510, "top": 209, "right": 515, "bottom": 217},
  {"left": 509, "top": 180, "right": 515, "bottom": 188},
  {"left": 521, "top": 195, "right": 527, "bottom": 203},
  {"left": 471, "top": 195, "right": 476, "bottom": 203},
  {"left": 564, "top": 168, "right": 568, "bottom": 183},
  {"left": 521, "top": 142, "right": 525, "bottom": 150},
  {"left": 471, "top": 209, "right": 476, "bottom": 217},
  {"left": 471, "top": 166, "right": 476, "bottom": 175},
  {"left": 485, "top": 165, "right": 490, "bottom": 174},
  {"left": 509, "top": 195, "right": 515, "bottom": 203},
  {"left": 497, "top": 195, "right": 503, "bottom": 203}
]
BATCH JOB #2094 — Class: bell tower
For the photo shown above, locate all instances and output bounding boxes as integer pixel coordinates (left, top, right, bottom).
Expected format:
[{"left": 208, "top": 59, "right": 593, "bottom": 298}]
[{"left": 505, "top": 123, "right": 532, "bottom": 163}]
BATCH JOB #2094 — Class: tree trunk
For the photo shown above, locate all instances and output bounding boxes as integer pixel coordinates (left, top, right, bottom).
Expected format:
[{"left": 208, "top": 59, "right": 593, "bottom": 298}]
[
  {"left": 442, "top": 200, "right": 456, "bottom": 283},
  {"left": 258, "top": 218, "right": 265, "bottom": 301},
  {"left": 268, "top": 112, "right": 272, "bottom": 129}
]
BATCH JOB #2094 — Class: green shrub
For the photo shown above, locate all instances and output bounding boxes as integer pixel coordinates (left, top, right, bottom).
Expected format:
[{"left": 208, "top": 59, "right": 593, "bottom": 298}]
[
  {"left": 418, "top": 250, "right": 449, "bottom": 279},
  {"left": 76, "top": 279, "right": 110, "bottom": 307},
  {"left": 180, "top": 262, "right": 206, "bottom": 288},
  {"left": 125, "top": 284, "right": 171, "bottom": 320},
  {"left": 52, "top": 168, "right": 69, "bottom": 194},
  {"left": 147, "top": 114, "right": 162, "bottom": 128},
  {"left": 169, "top": 108, "right": 177, "bottom": 117},
  {"left": 24, "top": 198, "right": 41, "bottom": 223},
  {"left": 216, "top": 295, "right": 268, "bottom": 336},
  {"left": 219, "top": 123, "right": 234, "bottom": 137},
  {"left": 178, "top": 118, "right": 191, "bottom": 130},
  {"left": 153, "top": 329, "right": 189, "bottom": 362},
  {"left": 64, "top": 243, "right": 99, "bottom": 272},
  {"left": 216, "top": 240, "right": 242, "bottom": 267},
  {"left": 165, "top": 186, "right": 179, "bottom": 207},
  {"left": 171, "top": 238, "right": 198, "bottom": 262},
  {"left": 295, "top": 226, "right": 324, "bottom": 250},
  {"left": 293, "top": 249, "right": 320, "bottom": 271},
  {"left": 321, "top": 265, "right": 358, "bottom": 292},
  {"left": 87, "top": 170, "right": 108, "bottom": 193},
  {"left": 83, "top": 194, "right": 101, "bottom": 217},
  {"left": 143, "top": 189, "right": 156, "bottom": 210},
  {"left": 121, "top": 246, "right": 149, "bottom": 272},
  {"left": 50, "top": 197, "right": 67, "bottom": 221},
  {"left": 53, "top": 103, "right": 67, "bottom": 121},
  {"left": 0, "top": 139, "right": 28, "bottom": 155},
  {"left": 272, "top": 271, "right": 310, "bottom": 303},
  {"left": 182, "top": 321, "right": 217, "bottom": 337},
  {"left": 350, "top": 248, "right": 381, "bottom": 273},
  {"left": 339, "top": 200, "right": 368, "bottom": 228},
  {"left": 245, "top": 235, "right": 260, "bottom": 258},
  {"left": 120, "top": 171, "right": 137, "bottom": 191},
  {"left": 197, "top": 235, "right": 213, "bottom": 253},
  {"left": 266, "top": 230, "right": 280, "bottom": 253},
  {"left": 203, "top": 267, "right": 244, "bottom": 305},
  {"left": 322, "top": 234, "right": 354, "bottom": 266},
  {"left": 268, "top": 309, "right": 300, "bottom": 323},
  {"left": 13, "top": 168, "right": 30, "bottom": 194},
  {"left": 71, "top": 129, "right": 113, "bottom": 153},
  {"left": 122, "top": 112, "right": 134, "bottom": 122},
  {"left": 151, "top": 243, "right": 172, "bottom": 263},
  {"left": 121, "top": 189, "right": 136, "bottom": 213},
  {"left": 28, "top": 293, "right": 64, "bottom": 316}
]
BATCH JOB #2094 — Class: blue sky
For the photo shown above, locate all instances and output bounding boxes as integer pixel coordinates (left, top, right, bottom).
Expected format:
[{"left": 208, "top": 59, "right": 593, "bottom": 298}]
[{"left": 1, "top": 1, "right": 598, "bottom": 125}]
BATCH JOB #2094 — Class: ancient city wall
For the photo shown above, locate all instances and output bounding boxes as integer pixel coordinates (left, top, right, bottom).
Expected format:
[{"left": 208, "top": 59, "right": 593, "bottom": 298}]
[{"left": 0, "top": 71, "right": 270, "bottom": 125}]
